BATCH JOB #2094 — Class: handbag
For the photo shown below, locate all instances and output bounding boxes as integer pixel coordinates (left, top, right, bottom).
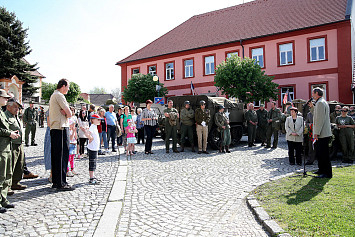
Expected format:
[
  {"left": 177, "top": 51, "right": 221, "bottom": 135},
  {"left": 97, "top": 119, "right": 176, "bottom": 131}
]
[{"left": 116, "top": 125, "right": 122, "bottom": 137}]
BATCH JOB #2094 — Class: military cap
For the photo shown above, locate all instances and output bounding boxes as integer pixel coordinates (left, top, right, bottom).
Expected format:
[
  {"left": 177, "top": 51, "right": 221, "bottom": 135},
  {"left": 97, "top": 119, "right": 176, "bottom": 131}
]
[
  {"left": 8, "top": 97, "right": 23, "bottom": 109},
  {"left": 260, "top": 104, "right": 265, "bottom": 107},
  {"left": 184, "top": 101, "right": 190, "bottom": 105},
  {"left": 200, "top": 100, "right": 206, "bottom": 105},
  {"left": 218, "top": 105, "right": 225, "bottom": 110},
  {"left": 289, "top": 106, "right": 298, "bottom": 112},
  {"left": 0, "top": 89, "right": 11, "bottom": 98}
]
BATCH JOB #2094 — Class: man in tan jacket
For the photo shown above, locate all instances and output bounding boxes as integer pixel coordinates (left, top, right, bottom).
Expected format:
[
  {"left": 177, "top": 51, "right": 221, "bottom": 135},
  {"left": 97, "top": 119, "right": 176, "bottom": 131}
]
[{"left": 312, "top": 87, "right": 332, "bottom": 178}]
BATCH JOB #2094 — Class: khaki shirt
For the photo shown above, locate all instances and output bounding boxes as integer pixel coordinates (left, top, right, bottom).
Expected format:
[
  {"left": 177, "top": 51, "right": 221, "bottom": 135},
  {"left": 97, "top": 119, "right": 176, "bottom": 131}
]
[
  {"left": 49, "top": 90, "right": 69, "bottom": 130},
  {"left": 5, "top": 110, "right": 23, "bottom": 145}
]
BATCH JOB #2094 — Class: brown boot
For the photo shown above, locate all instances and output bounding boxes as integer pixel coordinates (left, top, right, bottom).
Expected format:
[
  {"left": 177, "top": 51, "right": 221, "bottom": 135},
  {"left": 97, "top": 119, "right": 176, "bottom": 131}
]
[
  {"left": 226, "top": 146, "right": 231, "bottom": 153},
  {"left": 191, "top": 144, "right": 195, "bottom": 152},
  {"left": 180, "top": 144, "right": 184, "bottom": 152}
]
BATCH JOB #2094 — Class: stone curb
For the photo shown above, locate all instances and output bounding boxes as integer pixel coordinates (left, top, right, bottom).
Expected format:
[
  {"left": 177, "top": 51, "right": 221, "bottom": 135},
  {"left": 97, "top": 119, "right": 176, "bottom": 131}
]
[
  {"left": 246, "top": 195, "right": 291, "bottom": 237},
  {"left": 94, "top": 147, "right": 127, "bottom": 237}
]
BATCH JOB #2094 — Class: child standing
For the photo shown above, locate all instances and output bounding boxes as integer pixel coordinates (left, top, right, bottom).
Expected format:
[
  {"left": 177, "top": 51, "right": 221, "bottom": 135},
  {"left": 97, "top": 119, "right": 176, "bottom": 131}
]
[
  {"left": 67, "top": 118, "right": 78, "bottom": 177},
  {"left": 126, "top": 119, "right": 138, "bottom": 155},
  {"left": 82, "top": 113, "right": 101, "bottom": 184}
]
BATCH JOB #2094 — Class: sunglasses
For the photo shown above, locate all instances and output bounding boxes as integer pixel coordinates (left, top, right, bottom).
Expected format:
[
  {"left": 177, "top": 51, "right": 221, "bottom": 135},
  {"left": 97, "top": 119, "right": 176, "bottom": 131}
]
[{"left": 342, "top": 110, "right": 348, "bottom": 112}]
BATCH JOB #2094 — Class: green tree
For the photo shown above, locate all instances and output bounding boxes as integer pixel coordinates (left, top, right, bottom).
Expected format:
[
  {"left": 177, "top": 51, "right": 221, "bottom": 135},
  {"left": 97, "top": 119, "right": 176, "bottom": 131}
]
[
  {"left": 0, "top": 7, "right": 38, "bottom": 96},
  {"left": 122, "top": 73, "right": 168, "bottom": 103},
  {"left": 89, "top": 87, "right": 108, "bottom": 94},
  {"left": 214, "top": 55, "right": 279, "bottom": 103},
  {"left": 41, "top": 81, "right": 81, "bottom": 104}
]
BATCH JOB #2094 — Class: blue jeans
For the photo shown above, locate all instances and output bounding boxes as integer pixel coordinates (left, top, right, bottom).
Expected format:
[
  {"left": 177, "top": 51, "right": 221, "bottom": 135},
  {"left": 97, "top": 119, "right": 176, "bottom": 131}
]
[{"left": 99, "top": 131, "right": 108, "bottom": 152}]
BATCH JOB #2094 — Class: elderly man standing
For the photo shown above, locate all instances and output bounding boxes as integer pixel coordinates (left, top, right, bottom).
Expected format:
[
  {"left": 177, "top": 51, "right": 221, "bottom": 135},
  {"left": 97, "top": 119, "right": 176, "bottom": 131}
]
[
  {"left": 256, "top": 104, "right": 268, "bottom": 146},
  {"left": 105, "top": 104, "right": 118, "bottom": 152},
  {"left": 0, "top": 89, "right": 20, "bottom": 213},
  {"left": 49, "top": 79, "right": 74, "bottom": 191},
  {"left": 312, "top": 87, "right": 333, "bottom": 178},
  {"left": 265, "top": 101, "right": 281, "bottom": 148},
  {"left": 164, "top": 100, "right": 179, "bottom": 153},
  {"left": 245, "top": 103, "right": 258, "bottom": 147},
  {"left": 23, "top": 101, "right": 38, "bottom": 147},
  {"left": 5, "top": 98, "right": 27, "bottom": 192},
  {"left": 180, "top": 101, "right": 195, "bottom": 152},
  {"left": 215, "top": 105, "right": 231, "bottom": 153}
]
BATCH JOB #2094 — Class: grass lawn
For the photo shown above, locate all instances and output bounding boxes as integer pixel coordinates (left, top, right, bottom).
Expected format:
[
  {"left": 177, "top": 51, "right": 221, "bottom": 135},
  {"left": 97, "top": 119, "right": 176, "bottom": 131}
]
[{"left": 253, "top": 166, "right": 355, "bottom": 237}]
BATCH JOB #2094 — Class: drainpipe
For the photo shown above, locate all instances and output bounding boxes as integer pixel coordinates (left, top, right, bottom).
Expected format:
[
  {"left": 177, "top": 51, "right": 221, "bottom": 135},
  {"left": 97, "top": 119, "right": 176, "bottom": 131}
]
[{"left": 240, "top": 39, "right": 244, "bottom": 59}]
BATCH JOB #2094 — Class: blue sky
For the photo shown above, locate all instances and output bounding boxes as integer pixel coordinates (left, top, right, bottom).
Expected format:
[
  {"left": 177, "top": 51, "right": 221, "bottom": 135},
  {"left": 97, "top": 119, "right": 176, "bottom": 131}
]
[{"left": 1, "top": 0, "right": 252, "bottom": 93}]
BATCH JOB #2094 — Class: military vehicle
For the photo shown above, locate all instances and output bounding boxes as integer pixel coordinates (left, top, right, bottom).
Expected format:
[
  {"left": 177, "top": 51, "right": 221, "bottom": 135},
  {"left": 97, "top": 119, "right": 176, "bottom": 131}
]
[{"left": 159, "top": 95, "right": 245, "bottom": 150}]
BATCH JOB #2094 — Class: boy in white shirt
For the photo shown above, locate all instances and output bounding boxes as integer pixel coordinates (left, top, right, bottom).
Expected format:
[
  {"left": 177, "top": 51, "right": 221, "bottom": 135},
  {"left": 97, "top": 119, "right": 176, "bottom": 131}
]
[{"left": 82, "top": 113, "right": 101, "bottom": 184}]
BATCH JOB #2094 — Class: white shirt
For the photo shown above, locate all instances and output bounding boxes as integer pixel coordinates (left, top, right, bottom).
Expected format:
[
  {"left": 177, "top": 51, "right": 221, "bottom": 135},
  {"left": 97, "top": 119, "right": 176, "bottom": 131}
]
[{"left": 87, "top": 124, "right": 100, "bottom": 151}]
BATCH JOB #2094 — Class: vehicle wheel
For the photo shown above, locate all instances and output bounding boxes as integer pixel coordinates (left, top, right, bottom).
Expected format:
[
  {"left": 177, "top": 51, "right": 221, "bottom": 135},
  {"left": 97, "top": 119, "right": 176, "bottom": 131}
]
[
  {"left": 231, "top": 126, "right": 243, "bottom": 146},
  {"left": 208, "top": 126, "right": 221, "bottom": 150}
]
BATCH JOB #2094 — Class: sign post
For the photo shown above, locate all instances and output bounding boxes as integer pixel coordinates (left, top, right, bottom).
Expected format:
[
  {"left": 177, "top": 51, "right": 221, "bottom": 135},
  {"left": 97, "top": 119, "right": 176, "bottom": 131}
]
[{"left": 154, "top": 97, "right": 164, "bottom": 104}]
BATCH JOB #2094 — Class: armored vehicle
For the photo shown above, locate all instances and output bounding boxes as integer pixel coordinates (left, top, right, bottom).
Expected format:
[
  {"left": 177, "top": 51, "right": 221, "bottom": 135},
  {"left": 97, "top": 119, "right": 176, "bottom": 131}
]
[{"left": 159, "top": 95, "right": 245, "bottom": 150}]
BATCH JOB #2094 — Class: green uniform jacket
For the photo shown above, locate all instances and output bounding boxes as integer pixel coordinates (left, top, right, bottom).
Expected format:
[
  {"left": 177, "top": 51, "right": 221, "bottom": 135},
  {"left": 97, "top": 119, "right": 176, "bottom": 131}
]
[
  {"left": 245, "top": 110, "right": 258, "bottom": 125},
  {"left": 164, "top": 108, "right": 179, "bottom": 126},
  {"left": 0, "top": 110, "right": 12, "bottom": 152},
  {"left": 267, "top": 108, "right": 282, "bottom": 130},
  {"left": 23, "top": 107, "right": 38, "bottom": 124},
  {"left": 180, "top": 108, "right": 195, "bottom": 126},
  {"left": 215, "top": 112, "right": 229, "bottom": 132},
  {"left": 330, "top": 111, "right": 341, "bottom": 124},
  {"left": 5, "top": 110, "right": 23, "bottom": 145},
  {"left": 256, "top": 109, "right": 268, "bottom": 128},
  {"left": 195, "top": 108, "right": 210, "bottom": 125}
]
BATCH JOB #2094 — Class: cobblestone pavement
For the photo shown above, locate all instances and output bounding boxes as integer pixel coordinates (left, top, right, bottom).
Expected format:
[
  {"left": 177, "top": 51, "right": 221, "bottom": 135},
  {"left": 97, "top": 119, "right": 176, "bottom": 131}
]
[
  {"left": 0, "top": 126, "right": 120, "bottom": 237},
  {"left": 116, "top": 136, "right": 324, "bottom": 237}
]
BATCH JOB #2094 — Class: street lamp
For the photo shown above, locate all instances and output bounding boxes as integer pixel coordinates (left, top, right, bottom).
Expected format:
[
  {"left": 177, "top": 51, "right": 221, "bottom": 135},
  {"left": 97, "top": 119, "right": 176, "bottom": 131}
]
[{"left": 153, "top": 75, "right": 161, "bottom": 97}]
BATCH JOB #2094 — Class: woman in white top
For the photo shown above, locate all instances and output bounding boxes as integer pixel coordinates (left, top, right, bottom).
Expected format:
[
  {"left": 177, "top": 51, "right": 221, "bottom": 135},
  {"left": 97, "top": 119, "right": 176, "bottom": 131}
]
[{"left": 285, "top": 107, "right": 304, "bottom": 165}]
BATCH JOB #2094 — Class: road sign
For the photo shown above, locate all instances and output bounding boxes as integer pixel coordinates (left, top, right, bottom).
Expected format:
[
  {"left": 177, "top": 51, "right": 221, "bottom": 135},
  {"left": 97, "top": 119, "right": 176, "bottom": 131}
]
[{"left": 154, "top": 97, "right": 164, "bottom": 104}]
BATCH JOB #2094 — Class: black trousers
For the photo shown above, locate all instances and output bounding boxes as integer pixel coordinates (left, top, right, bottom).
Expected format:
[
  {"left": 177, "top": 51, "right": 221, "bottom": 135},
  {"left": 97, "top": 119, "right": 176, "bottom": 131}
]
[
  {"left": 315, "top": 137, "right": 333, "bottom": 177},
  {"left": 50, "top": 128, "right": 69, "bottom": 188},
  {"left": 79, "top": 138, "right": 87, "bottom": 155},
  {"left": 144, "top": 125, "right": 155, "bottom": 152},
  {"left": 137, "top": 128, "right": 145, "bottom": 144},
  {"left": 107, "top": 125, "right": 116, "bottom": 150},
  {"left": 287, "top": 141, "right": 302, "bottom": 164}
]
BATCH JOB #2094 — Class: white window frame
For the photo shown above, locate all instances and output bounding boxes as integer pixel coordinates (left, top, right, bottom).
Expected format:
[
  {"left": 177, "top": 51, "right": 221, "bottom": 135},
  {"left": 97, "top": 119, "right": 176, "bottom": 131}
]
[
  {"left": 148, "top": 65, "right": 156, "bottom": 76},
  {"left": 252, "top": 47, "right": 264, "bottom": 67},
  {"left": 254, "top": 100, "right": 261, "bottom": 107},
  {"left": 310, "top": 38, "right": 326, "bottom": 62},
  {"left": 165, "top": 63, "right": 174, "bottom": 80},
  {"left": 279, "top": 43, "right": 293, "bottom": 65},
  {"left": 204, "top": 56, "right": 215, "bottom": 75},
  {"left": 184, "top": 59, "right": 194, "bottom": 78},
  {"left": 280, "top": 87, "right": 295, "bottom": 102},
  {"left": 227, "top": 51, "right": 239, "bottom": 58},
  {"left": 132, "top": 68, "right": 139, "bottom": 75}
]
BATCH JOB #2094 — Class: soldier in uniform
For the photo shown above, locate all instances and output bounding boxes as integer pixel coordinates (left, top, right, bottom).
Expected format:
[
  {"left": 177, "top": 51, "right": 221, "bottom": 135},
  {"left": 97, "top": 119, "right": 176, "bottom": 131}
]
[
  {"left": 23, "top": 101, "right": 38, "bottom": 146},
  {"left": 195, "top": 100, "right": 210, "bottom": 154},
  {"left": 180, "top": 101, "right": 195, "bottom": 152},
  {"left": 245, "top": 103, "right": 258, "bottom": 147},
  {"left": 256, "top": 104, "right": 268, "bottom": 146},
  {"left": 330, "top": 105, "right": 341, "bottom": 124},
  {"left": 164, "top": 100, "right": 179, "bottom": 153},
  {"left": 215, "top": 105, "right": 231, "bottom": 153},
  {"left": 5, "top": 98, "right": 27, "bottom": 192},
  {"left": 335, "top": 106, "right": 355, "bottom": 164},
  {"left": 266, "top": 101, "right": 281, "bottom": 148},
  {"left": 0, "top": 89, "right": 20, "bottom": 213}
]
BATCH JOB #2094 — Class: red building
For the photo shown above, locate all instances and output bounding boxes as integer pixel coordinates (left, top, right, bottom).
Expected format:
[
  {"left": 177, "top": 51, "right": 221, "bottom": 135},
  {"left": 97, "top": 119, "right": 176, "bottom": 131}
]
[{"left": 117, "top": 0, "right": 355, "bottom": 106}]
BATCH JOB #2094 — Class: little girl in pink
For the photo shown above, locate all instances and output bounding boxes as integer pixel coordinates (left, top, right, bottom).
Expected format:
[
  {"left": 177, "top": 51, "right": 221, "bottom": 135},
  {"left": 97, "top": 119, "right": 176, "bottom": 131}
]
[
  {"left": 68, "top": 119, "right": 78, "bottom": 177},
  {"left": 126, "top": 119, "right": 138, "bottom": 155}
]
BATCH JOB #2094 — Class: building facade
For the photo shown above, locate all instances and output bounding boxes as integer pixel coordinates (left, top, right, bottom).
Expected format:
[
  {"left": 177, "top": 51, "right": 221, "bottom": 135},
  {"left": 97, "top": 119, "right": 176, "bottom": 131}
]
[
  {"left": 117, "top": 0, "right": 355, "bottom": 106},
  {"left": 0, "top": 75, "right": 25, "bottom": 102}
]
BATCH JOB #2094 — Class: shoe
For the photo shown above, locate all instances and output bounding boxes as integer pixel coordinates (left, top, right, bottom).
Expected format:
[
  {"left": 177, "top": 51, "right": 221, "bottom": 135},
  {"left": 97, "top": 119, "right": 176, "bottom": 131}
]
[
  {"left": 203, "top": 151, "right": 209, "bottom": 154},
  {"left": 252, "top": 143, "right": 256, "bottom": 146},
  {"left": 23, "top": 172, "right": 38, "bottom": 179},
  {"left": 75, "top": 155, "right": 81, "bottom": 160},
  {"left": 71, "top": 170, "right": 78, "bottom": 175},
  {"left": 173, "top": 150, "right": 180, "bottom": 153},
  {"left": 31, "top": 143, "right": 38, "bottom": 146},
  {"left": 145, "top": 151, "right": 149, "bottom": 155},
  {"left": 305, "top": 161, "right": 314, "bottom": 165},
  {"left": 25, "top": 144, "right": 29, "bottom": 147},
  {"left": 66, "top": 171, "right": 74, "bottom": 177},
  {"left": 225, "top": 146, "right": 231, "bottom": 153},
  {"left": 166, "top": 150, "right": 169, "bottom": 153},
  {"left": 7, "top": 189, "right": 14, "bottom": 196},
  {"left": 5, "top": 204, "right": 15, "bottom": 208},
  {"left": 89, "top": 178, "right": 100, "bottom": 185},
  {"left": 271, "top": 146, "right": 277, "bottom": 149},
  {"left": 112, "top": 149, "right": 117, "bottom": 152},
  {"left": 133, "top": 151, "right": 137, "bottom": 154},
  {"left": 0, "top": 207, "right": 6, "bottom": 213},
  {"left": 198, "top": 151, "right": 202, "bottom": 154},
  {"left": 315, "top": 174, "right": 332, "bottom": 178},
  {"left": 98, "top": 151, "right": 105, "bottom": 155},
  {"left": 261, "top": 143, "right": 265, "bottom": 146},
  {"left": 149, "top": 151, "right": 154, "bottom": 154},
  {"left": 56, "top": 184, "right": 75, "bottom": 191},
  {"left": 265, "top": 146, "right": 271, "bottom": 148},
  {"left": 11, "top": 184, "right": 27, "bottom": 190}
]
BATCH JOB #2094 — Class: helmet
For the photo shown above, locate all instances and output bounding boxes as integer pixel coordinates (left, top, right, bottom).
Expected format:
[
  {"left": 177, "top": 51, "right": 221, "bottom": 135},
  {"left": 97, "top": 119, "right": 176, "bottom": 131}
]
[
  {"left": 184, "top": 101, "right": 190, "bottom": 105},
  {"left": 200, "top": 100, "right": 206, "bottom": 105}
]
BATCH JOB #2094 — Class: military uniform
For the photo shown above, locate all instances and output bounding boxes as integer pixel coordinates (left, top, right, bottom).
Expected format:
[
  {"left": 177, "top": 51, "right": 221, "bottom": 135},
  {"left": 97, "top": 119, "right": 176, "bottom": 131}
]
[
  {"left": 330, "top": 110, "right": 341, "bottom": 124},
  {"left": 180, "top": 107, "right": 195, "bottom": 152},
  {"left": 215, "top": 110, "right": 231, "bottom": 152},
  {"left": 0, "top": 109, "right": 13, "bottom": 209},
  {"left": 23, "top": 106, "right": 38, "bottom": 146},
  {"left": 245, "top": 109, "right": 258, "bottom": 146},
  {"left": 336, "top": 115, "right": 355, "bottom": 162},
  {"left": 5, "top": 110, "right": 24, "bottom": 188},
  {"left": 256, "top": 108, "right": 268, "bottom": 145},
  {"left": 195, "top": 107, "right": 210, "bottom": 152},
  {"left": 164, "top": 107, "right": 179, "bottom": 152},
  {"left": 266, "top": 107, "right": 281, "bottom": 148}
]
